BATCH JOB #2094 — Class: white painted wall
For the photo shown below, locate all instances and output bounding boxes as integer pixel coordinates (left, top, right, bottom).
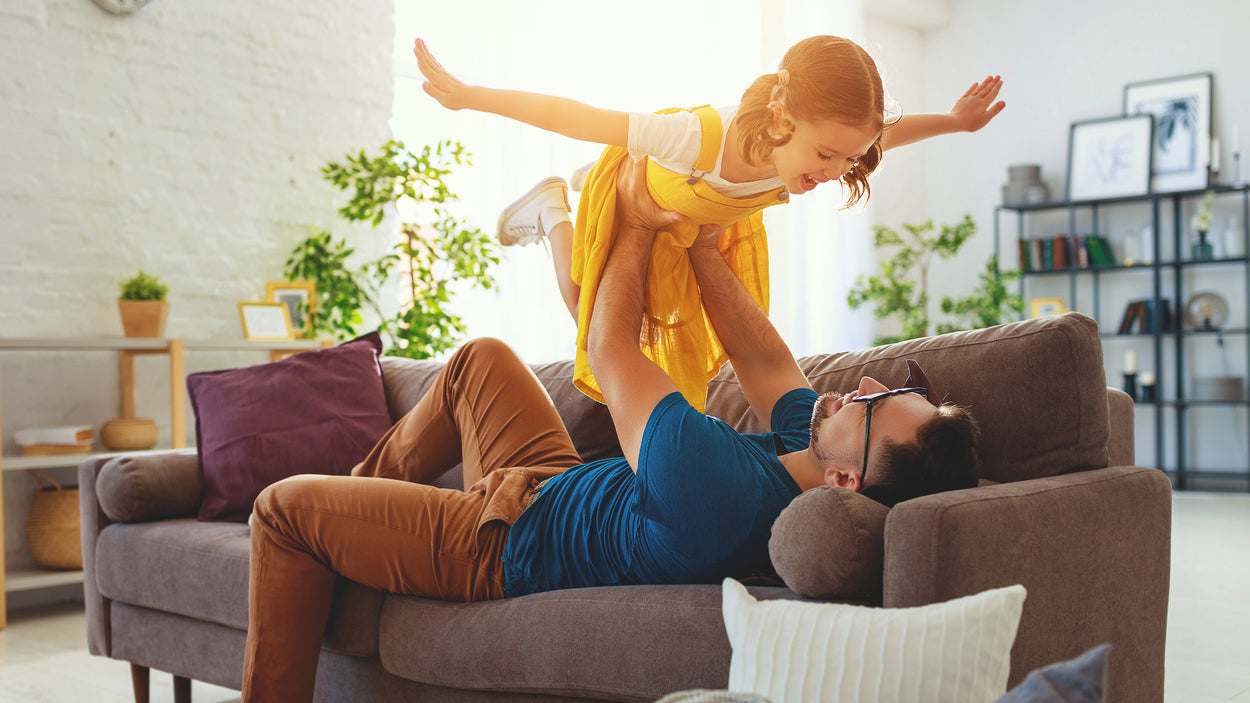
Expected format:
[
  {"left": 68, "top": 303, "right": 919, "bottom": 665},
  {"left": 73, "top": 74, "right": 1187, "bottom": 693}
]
[{"left": 1, "top": 0, "right": 393, "bottom": 574}]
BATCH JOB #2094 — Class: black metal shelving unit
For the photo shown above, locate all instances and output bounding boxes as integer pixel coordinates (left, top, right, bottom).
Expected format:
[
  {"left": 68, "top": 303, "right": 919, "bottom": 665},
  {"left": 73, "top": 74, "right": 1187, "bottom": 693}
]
[{"left": 995, "top": 184, "right": 1250, "bottom": 490}]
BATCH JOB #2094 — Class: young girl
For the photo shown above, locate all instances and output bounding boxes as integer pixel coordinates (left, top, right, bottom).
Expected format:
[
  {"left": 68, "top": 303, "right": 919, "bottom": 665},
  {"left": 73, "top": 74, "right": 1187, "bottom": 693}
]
[{"left": 415, "top": 36, "right": 1004, "bottom": 411}]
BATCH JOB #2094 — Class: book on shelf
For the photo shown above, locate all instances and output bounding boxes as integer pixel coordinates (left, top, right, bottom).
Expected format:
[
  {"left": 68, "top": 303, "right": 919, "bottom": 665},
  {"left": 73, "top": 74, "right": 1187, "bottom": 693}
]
[
  {"left": 1018, "top": 234, "right": 1092, "bottom": 271},
  {"left": 14, "top": 425, "right": 94, "bottom": 446},
  {"left": 1117, "top": 298, "right": 1173, "bottom": 334},
  {"left": 20, "top": 443, "right": 94, "bottom": 456}
]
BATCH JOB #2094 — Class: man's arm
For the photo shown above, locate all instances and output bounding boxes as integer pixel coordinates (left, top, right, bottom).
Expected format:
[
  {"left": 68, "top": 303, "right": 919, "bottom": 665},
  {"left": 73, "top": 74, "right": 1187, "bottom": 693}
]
[
  {"left": 880, "top": 75, "right": 1005, "bottom": 151},
  {"left": 687, "top": 235, "right": 810, "bottom": 429},
  {"left": 586, "top": 159, "right": 686, "bottom": 471},
  {"left": 415, "top": 39, "right": 628, "bottom": 148}
]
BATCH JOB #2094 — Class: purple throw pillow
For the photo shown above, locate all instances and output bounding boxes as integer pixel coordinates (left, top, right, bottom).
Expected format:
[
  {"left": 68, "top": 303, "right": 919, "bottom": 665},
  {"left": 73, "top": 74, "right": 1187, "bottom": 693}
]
[{"left": 188, "top": 332, "right": 394, "bottom": 521}]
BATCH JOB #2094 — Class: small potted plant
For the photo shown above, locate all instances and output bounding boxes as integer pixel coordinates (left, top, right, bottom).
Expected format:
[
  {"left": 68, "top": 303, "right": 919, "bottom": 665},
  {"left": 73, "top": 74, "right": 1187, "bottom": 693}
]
[{"left": 117, "top": 269, "right": 170, "bottom": 338}]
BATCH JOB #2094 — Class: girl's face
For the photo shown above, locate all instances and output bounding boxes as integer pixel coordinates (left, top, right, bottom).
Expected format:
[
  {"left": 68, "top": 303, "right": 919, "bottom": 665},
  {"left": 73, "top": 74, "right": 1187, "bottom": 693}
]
[{"left": 770, "top": 116, "right": 879, "bottom": 196}]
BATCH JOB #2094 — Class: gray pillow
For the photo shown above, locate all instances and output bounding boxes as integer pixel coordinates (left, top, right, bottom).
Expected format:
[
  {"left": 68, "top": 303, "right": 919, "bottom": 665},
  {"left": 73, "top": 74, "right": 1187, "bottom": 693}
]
[
  {"left": 995, "top": 644, "right": 1109, "bottom": 703},
  {"left": 768, "top": 486, "right": 888, "bottom": 599}
]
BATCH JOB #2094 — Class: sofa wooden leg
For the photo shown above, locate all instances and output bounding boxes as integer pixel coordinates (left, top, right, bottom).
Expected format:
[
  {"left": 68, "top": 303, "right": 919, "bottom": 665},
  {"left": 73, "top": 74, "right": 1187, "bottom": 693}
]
[
  {"left": 173, "top": 675, "right": 191, "bottom": 703},
  {"left": 130, "top": 663, "right": 150, "bottom": 703}
]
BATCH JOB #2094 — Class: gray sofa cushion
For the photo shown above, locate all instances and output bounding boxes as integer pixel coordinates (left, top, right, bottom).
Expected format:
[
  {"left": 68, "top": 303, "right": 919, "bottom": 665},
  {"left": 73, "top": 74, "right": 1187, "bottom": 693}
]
[
  {"left": 94, "top": 520, "right": 385, "bottom": 656},
  {"left": 378, "top": 585, "right": 811, "bottom": 702}
]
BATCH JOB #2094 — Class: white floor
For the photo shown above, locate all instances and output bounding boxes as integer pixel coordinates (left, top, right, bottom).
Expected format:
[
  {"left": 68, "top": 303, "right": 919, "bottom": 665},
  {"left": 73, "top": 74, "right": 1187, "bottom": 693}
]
[{"left": 0, "top": 492, "right": 1247, "bottom": 703}]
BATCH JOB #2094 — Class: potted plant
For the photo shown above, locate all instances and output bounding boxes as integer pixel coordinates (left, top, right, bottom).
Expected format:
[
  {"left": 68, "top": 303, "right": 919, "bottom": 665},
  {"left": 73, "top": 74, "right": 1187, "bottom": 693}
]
[
  {"left": 117, "top": 268, "right": 170, "bottom": 338},
  {"left": 285, "top": 139, "right": 499, "bottom": 358},
  {"left": 847, "top": 216, "right": 1024, "bottom": 345}
]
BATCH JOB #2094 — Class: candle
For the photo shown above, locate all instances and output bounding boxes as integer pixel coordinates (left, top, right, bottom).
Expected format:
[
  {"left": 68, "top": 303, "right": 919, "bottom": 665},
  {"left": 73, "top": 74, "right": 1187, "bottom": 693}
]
[
  {"left": 1212, "top": 138, "right": 1221, "bottom": 173},
  {"left": 1124, "top": 349, "right": 1138, "bottom": 374},
  {"left": 1236, "top": 126, "right": 1241, "bottom": 155},
  {"left": 1140, "top": 371, "right": 1156, "bottom": 386}
]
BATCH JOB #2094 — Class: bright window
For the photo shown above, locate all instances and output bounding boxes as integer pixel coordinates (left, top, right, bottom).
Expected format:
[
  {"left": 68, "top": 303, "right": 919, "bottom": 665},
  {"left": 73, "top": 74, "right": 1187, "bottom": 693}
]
[{"left": 392, "top": 0, "right": 870, "bottom": 362}]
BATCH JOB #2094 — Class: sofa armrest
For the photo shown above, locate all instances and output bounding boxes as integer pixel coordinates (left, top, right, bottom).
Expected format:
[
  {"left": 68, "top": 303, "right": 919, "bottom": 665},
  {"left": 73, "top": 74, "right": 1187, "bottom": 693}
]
[
  {"left": 79, "top": 450, "right": 200, "bottom": 657},
  {"left": 95, "top": 450, "right": 201, "bottom": 523},
  {"left": 1106, "top": 387, "right": 1135, "bottom": 467},
  {"left": 882, "top": 466, "right": 1170, "bottom": 703}
]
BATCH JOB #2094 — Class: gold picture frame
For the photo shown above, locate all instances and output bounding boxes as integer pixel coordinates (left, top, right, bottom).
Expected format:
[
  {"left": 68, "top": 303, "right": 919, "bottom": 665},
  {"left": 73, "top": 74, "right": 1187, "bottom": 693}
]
[
  {"left": 238, "top": 302, "right": 294, "bottom": 341},
  {"left": 1030, "top": 297, "right": 1067, "bottom": 319},
  {"left": 265, "top": 280, "right": 316, "bottom": 338}
]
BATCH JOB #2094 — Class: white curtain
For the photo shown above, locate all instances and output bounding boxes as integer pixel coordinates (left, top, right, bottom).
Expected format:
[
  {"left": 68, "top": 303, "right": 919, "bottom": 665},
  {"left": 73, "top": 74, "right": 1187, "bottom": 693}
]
[{"left": 393, "top": 0, "right": 870, "bottom": 362}]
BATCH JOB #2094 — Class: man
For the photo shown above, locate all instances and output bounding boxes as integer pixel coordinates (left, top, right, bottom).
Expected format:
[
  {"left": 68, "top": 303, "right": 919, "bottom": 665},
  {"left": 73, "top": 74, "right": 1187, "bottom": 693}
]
[{"left": 242, "top": 158, "right": 980, "bottom": 703}]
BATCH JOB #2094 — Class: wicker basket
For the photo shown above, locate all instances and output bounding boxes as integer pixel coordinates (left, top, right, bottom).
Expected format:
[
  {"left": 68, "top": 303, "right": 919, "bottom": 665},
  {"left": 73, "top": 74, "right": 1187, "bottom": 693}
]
[{"left": 25, "top": 469, "right": 82, "bottom": 570}]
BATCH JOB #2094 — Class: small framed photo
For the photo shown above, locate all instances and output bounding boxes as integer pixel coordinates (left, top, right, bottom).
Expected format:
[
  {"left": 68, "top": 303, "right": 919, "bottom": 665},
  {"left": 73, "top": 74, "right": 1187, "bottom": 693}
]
[
  {"left": 1066, "top": 115, "right": 1154, "bottom": 202},
  {"left": 1030, "top": 297, "right": 1067, "bottom": 319},
  {"left": 238, "top": 302, "right": 294, "bottom": 341},
  {"left": 265, "top": 280, "right": 316, "bottom": 338},
  {"left": 1124, "top": 72, "right": 1212, "bottom": 193}
]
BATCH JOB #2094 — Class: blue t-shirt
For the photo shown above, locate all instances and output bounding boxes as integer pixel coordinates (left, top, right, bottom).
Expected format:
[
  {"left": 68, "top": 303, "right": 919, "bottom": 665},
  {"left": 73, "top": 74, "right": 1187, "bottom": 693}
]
[{"left": 501, "top": 387, "right": 816, "bottom": 597}]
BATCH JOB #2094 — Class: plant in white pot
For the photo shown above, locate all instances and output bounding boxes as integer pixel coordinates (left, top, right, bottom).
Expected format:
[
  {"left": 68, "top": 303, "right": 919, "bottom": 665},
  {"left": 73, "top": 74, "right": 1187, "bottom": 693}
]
[{"left": 117, "top": 269, "right": 170, "bottom": 338}]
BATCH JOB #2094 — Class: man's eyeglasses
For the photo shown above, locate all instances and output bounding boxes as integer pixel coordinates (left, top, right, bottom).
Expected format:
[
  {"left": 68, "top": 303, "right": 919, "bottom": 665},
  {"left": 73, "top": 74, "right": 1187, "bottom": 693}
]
[{"left": 850, "top": 387, "right": 929, "bottom": 485}]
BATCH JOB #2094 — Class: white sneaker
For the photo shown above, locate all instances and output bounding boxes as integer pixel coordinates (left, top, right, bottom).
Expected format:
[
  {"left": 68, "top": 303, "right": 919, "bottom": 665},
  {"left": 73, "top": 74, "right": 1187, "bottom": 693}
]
[
  {"left": 570, "top": 160, "right": 597, "bottom": 192},
  {"left": 497, "top": 177, "right": 570, "bottom": 246}
]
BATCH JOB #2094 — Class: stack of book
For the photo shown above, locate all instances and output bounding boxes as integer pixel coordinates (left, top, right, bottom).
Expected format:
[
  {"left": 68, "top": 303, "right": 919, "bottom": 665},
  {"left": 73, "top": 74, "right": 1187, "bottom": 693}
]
[
  {"left": 14, "top": 425, "right": 95, "bottom": 456},
  {"left": 1019, "top": 235, "right": 1117, "bottom": 271}
]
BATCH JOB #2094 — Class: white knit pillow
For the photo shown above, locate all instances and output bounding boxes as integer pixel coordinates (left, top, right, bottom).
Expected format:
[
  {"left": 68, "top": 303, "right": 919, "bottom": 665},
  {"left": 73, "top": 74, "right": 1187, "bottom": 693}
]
[{"left": 722, "top": 579, "right": 1027, "bottom": 703}]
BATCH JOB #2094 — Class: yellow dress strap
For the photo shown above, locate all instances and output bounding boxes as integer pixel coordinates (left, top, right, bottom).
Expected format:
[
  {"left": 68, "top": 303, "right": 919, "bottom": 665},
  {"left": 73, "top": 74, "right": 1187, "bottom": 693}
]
[{"left": 689, "top": 105, "right": 722, "bottom": 174}]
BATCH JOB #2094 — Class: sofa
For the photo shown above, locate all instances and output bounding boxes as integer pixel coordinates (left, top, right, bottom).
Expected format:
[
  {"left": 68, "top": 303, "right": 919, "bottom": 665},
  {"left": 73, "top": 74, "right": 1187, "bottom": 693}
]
[{"left": 79, "top": 312, "right": 1171, "bottom": 703}]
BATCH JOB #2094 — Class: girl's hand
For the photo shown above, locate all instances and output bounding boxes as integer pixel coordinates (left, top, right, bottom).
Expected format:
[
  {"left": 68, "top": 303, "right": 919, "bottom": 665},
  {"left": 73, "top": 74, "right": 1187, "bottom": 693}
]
[
  {"left": 414, "top": 38, "right": 473, "bottom": 110},
  {"left": 950, "top": 75, "right": 1006, "bottom": 133}
]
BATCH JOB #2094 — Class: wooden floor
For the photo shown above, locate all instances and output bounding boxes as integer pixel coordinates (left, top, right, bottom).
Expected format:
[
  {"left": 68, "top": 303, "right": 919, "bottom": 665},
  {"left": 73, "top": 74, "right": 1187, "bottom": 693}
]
[{"left": 0, "top": 492, "right": 1247, "bottom": 702}]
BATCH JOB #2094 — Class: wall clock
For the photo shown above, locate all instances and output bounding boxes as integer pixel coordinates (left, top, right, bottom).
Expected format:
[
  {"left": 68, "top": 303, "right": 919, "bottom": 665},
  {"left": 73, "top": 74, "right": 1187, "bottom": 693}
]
[{"left": 91, "top": 0, "right": 154, "bottom": 15}]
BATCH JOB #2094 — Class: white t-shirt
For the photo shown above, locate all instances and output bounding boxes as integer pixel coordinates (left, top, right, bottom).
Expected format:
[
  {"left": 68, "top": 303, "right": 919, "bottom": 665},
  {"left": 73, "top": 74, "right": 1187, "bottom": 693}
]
[{"left": 627, "top": 106, "right": 785, "bottom": 199}]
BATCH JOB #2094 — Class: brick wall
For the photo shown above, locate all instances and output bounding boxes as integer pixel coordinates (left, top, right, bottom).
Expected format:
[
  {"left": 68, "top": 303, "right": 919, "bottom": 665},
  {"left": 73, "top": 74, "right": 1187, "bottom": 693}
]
[{"left": 1, "top": 0, "right": 394, "bottom": 573}]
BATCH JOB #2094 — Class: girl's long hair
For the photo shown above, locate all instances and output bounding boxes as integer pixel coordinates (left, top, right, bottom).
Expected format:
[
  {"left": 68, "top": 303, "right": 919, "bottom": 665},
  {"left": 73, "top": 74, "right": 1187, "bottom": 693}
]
[{"left": 736, "top": 36, "right": 892, "bottom": 208}]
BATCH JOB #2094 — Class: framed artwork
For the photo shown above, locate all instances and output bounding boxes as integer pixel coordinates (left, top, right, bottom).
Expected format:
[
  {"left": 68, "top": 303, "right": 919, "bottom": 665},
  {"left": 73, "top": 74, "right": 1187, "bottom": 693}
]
[
  {"left": 1066, "top": 115, "right": 1154, "bottom": 201},
  {"left": 1123, "top": 72, "right": 1212, "bottom": 193},
  {"left": 1030, "top": 297, "right": 1067, "bottom": 319},
  {"left": 265, "top": 280, "right": 316, "bottom": 338},
  {"left": 238, "top": 302, "right": 294, "bottom": 341}
]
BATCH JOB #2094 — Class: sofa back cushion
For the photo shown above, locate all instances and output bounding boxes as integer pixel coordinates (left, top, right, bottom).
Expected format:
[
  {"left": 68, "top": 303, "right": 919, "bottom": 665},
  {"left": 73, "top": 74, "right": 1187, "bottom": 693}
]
[
  {"left": 381, "top": 314, "right": 1108, "bottom": 487},
  {"left": 708, "top": 313, "right": 1110, "bottom": 483}
]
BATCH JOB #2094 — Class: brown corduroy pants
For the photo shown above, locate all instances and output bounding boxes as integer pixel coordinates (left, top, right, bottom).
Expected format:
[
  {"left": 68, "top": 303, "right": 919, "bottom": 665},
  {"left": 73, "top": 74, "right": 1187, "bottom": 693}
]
[{"left": 242, "top": 337, "right": 582, "bottom": 703}]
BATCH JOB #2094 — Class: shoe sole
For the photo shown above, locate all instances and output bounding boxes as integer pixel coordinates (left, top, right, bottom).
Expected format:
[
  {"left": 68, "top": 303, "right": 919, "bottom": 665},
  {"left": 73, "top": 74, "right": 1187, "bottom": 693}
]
[{"left": 497, "top": 177, "right": 570, "bottom": 245}]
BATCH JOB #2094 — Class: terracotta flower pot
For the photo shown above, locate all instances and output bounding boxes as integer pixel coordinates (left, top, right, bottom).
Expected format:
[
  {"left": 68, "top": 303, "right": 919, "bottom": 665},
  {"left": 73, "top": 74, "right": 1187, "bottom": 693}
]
[{"left": 118, "top": 300, "right": 169, "bottom": 338}]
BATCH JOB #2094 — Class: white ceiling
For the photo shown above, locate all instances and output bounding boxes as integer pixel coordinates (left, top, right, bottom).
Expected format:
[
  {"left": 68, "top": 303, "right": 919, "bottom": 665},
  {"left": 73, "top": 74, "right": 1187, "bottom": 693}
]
[{"left": 864, "top": 0, "right": 953, "bottom": 32}]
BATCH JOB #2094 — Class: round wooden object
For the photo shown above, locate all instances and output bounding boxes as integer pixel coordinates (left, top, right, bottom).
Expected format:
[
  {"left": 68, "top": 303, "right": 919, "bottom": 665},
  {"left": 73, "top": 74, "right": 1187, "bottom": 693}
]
[{"left": 100, "top": 417, "right": 160, "bottom": 450}]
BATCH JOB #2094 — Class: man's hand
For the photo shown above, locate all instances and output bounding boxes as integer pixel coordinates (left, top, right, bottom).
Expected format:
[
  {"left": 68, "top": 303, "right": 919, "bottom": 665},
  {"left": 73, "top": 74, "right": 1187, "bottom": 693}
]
[
  {"left": 615, "top": 157, "right": 686, "bottom": 233},
  {"left": 949, "top": 75, "right": 1006, "bottom": 133}
]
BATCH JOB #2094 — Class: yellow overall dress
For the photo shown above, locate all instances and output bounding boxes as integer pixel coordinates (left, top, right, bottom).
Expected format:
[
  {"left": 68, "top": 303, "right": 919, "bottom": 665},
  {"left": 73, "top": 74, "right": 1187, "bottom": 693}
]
[{"left": 571, "top": 106, "right": 790, "bottom": 412}]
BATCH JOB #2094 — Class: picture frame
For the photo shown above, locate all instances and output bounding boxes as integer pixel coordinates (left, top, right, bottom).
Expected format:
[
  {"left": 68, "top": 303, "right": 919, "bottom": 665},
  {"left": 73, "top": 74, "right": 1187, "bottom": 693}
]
[
  {"left": 1066, "top": 115, "right": 1154, "bottom": 202},
  {"left": 1030, "top": 297, "right": 1067, "bottom": 319},
  {"left": 238, "top": 302, "right": 294, "bottom": 341},
  {"left": 265, "top": 280, "right": 316, "bottom": 338},
  {"left": 1123, "top": 72, "right": 1212, "bottom": 193}
]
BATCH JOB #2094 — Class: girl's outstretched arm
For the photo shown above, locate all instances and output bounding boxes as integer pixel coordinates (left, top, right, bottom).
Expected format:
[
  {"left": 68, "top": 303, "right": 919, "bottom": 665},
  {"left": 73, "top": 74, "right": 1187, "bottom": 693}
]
[
  {"left": 415, "top": 38, "right": 629, "bottom": 148},
  {"left": 880, "top": 75, "right": 1006, "bottom": 151}
]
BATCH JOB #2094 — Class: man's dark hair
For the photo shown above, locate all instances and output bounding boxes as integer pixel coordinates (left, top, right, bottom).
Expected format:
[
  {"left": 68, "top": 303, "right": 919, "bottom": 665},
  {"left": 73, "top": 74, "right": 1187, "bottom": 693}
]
[{"left": 861, "top": 405, "right": 981, "bottom": 508}]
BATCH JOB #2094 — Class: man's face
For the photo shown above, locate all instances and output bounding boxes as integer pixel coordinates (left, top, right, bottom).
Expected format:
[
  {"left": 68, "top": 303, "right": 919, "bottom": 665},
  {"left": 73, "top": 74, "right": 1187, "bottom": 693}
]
[{"left": 808, "top": 376, "right": 937, "bottom": 488}]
